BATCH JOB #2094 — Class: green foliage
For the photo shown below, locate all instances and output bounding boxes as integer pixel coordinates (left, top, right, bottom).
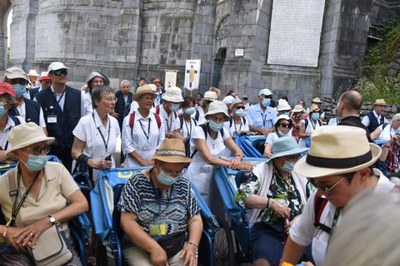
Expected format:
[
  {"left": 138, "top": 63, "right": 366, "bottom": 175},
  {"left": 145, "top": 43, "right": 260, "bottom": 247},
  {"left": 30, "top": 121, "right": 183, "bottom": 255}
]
[{"left": 359, "top": 19, "right": 400, "bottom": 104}]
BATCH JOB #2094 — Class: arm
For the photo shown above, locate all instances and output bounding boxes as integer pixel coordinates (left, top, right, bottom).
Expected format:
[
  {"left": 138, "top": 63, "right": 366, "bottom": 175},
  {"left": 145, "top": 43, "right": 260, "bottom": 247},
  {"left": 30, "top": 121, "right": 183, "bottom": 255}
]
[
  {"left": 172, "top": 129, "right": 185, "bottom": 140},
  {"left": 263, "top": 143, "right": 273, "bottom": 158},
  {"left": 224, "top": 136, "right": 248, "bottom": 170},
  {"left": 280, "top": 235, "right": 308, "bottom": 266},
  {"left": 71, "top": 137, "right": 112, "bottom": 169},
  {"left": 180, "top": 214, "right": 203, "bottom": 265},
  {"left": 370, "top": 127, "right": 382, "bottom": 140},
  {"left": 194, "top": 139, "right": 231, "bottom": 167},
  {"left": 298, "top": 122, "right": 308, "bottom": 138},
  {"left": 121, "top": 212, "right": 167, "bottom": 266}
]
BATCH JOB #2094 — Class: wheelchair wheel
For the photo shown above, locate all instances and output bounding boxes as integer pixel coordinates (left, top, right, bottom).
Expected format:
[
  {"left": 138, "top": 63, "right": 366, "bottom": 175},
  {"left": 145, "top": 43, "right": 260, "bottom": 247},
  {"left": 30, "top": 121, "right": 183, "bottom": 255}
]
[{"left": 213, "top": 218, "right": 235, "bottom": 266}]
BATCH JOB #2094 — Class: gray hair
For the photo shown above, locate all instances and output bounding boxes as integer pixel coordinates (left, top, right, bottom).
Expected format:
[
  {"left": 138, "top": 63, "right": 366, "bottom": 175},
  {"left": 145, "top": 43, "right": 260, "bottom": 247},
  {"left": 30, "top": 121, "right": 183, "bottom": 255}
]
[
  {"left": 120, "top": 80, "right": 130, "bottom": 87},
  {"left": 392, "top": 113, "right": 400, "bottom": 123},
  {"left": 91, "top": 85, "right": 115, "bottom": 109},
  {"left": 324, "top": 189, "right": 400, "bottom": 266}
]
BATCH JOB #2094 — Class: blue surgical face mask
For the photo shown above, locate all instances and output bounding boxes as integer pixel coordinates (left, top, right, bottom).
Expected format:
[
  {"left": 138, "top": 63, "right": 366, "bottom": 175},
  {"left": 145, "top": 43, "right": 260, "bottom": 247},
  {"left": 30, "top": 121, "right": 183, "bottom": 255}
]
[
  {"left": 262, "top": 98, "right": 271, "bottom": 107},
  {"left": 283, "top": 111, "right": 290, "bottom": 116},
  {"left": 209, "top": 120, "right": 225, "bottom": 132},
  {"left": 157, "top": 169, "right": 179, "bottom": 186},
  {"left": 0, "top": 103, "right": 6, "bottom": 118},
  {"left": 311, "top": 112, "right": 320, "bottom": 120},
  {"left": 235, "top": 109, "right": 246, "bottom": 117},
  {"left": 22, "top": 154, "right": 47, "bottom": 171},
  {"left": 184, "top": 107, "right": 196, "bottom": 116},
  {"left": 278, "top": 130, "right": 289, "bottom": 137},
  {"left": 13, "top": 84, "right": 27, "bottom": 98},
  {"left": 282, "top": 161, "right": 295, "bottom": 172},
  {"left": 170, "top": 103, "right": 180, "bottom": 112}
]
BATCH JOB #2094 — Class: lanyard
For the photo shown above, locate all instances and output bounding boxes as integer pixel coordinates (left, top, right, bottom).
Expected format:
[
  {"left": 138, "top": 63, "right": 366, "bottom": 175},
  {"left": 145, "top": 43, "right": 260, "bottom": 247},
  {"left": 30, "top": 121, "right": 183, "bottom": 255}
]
[
  {"left": 7, "top": 170, "right": 41, "bottom": 228},
  {"left": 139, "top": 118, "right": 151, "bottom": 141},
  {"left": 92, "top": 113, "right": 111, "bottom": 152},
  {"left": 260, "top": 112, "right": 267, "bottom": 128},
  {"left": 234, "top": 119, "right": 242, "bottom": 132},
  {"left": 54, "top": 90, "right": 66, "bottom": 105},
  {"left": 165, "top": 117, "right": 173, "bottom": 132},
  {"left": 184, "top": 118, "right": 192, "bottom": 136},
  {"left": 149, "top": 170, "right": 173, "bottom": 220}
]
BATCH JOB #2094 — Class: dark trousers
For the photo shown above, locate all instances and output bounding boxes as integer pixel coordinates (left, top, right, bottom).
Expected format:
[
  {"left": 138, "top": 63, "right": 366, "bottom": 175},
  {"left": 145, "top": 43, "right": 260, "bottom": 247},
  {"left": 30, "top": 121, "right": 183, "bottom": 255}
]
[{"left": 49, "top": 145, "right": 73, "bottom": 173}]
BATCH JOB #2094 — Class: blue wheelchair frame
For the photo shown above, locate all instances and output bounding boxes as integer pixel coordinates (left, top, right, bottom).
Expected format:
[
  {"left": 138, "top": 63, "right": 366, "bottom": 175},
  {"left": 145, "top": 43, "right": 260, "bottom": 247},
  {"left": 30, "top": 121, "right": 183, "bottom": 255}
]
[
  {"left": 90, "top": 167, "right": 223, "bottom": 266},
  {"left": 234, "top": 133, "right": 265, "bottom": 158}
]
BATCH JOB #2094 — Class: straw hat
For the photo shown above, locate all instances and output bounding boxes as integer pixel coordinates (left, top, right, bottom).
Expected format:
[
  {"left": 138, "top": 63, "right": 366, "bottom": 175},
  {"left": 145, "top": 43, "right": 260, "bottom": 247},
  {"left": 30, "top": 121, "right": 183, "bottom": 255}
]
[
  {"left": 205, "top": 100, "right": 229, "bottom": 119},
  {"left": 133, "top": 85, "right": 157, "bottom": 101},
  {"left": 269, "top": 136, "right": 308, "bottom": 160},
  {"left": 6, "top": 122, "right": 54, "bottom": 155},
  {"left": 276, "top": 99, "right": 291, "bottom": 111},
  {"left": 0, "top": 82, "right": 16, "bottom": 97},
  {"left": 373, "top": 99, "right": 387, "bottom": 106},
  {"left": 259, "top": 88, "right": 272, "bottom": 96},
  {"left": 294, "top": 126, "right": 381, "bottom": 178},
  {"left": 292, "top": 104, "right": 305, "bottom": 113},
  {"left": 28, "top": 69, "right": 40, "bottom": 77},
  {"left": 312, "top": 97, "right": 322, "bottom": 104},
  {"left": 152, "top": 139, "right": 192, "bottom": 163},
  {"left": 162, "top": 87, "right": 184, "bottom": 103},
  {"left": 4, "top": 67, "right": 28, "bottom": 81},
  {"left": 203, "top": 91, "right": 218, "bottom": 102}
]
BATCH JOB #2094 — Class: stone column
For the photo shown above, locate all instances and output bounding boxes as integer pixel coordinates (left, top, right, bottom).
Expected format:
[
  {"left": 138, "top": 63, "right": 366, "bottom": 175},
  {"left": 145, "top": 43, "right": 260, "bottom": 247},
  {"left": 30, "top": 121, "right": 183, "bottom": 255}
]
[{"left": 0, "top": 0, "right": 12, "bottom": 72}]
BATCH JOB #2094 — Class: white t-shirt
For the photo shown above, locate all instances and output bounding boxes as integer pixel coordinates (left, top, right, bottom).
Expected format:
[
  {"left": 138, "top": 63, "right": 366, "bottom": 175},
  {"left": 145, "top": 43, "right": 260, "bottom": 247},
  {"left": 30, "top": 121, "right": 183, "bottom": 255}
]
[
  {"left": 15, "top": 102, "right": 46, "bottom": 128},
  {"left": 189, "top": 125, "right": 229, "bottom": 163},
  {"left": 195, "top": 107, "right": 206, "bottom": 125},
  {"left": 121, "top": 111, "right": 165, "bottom": 168},
  {"left": 0, "top": 116, "right": 25, "bottom": 150},
  {"left": 376, "top": 123, "right": 394, "bottom": 141},
  {"left": 179, "top": 117, "right": 197, "bottom": 139},
  {"left": 224, "top": 117, "right": 249, "bottom": 136},
  {"left": 73, "top": 110, "right": 120, "bottom": 180},
  {"left": 265, "top": 132, "right": 279, "bottom": 145},
  {"left": 81, "top": 90, "right": 93, "bottom": 116},
  {"left": 289, "top": 169, "right": 394, "bottom": 266},
  {"left": 157, "top": 105, "right": 180, "bottom": 134},
  {"left": 298, "top": 118, "right": 322, "bottom": 148}
]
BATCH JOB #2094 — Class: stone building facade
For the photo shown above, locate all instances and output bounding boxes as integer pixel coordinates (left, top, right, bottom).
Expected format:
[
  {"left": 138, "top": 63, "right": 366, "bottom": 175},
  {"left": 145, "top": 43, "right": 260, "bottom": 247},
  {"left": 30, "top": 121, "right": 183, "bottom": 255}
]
[{"left": 0, "top": 0, "right": 399, "bottom": 105}]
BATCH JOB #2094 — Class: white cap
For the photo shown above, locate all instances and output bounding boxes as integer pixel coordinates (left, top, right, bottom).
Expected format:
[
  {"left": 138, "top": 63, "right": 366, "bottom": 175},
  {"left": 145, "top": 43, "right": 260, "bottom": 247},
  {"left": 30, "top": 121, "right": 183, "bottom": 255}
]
[
  {"left": 162, "top": 86, "right": 184, "bottom": 103},
  {"left": 40, "top": 71, "right": 48, "bottom": 78},
  {"left": 259, "top": 88, "right": 272, "bottom": 96},
  {"left": 223, "top": 95, "right": 235, "bottom": 105},
  {"left": 48, "top": 62, "right": 69, "bottom": 73}
]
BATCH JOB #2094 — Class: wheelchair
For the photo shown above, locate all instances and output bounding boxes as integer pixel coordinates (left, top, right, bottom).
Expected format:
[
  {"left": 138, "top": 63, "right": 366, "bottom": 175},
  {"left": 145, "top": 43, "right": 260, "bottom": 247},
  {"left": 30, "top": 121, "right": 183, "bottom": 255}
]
[{"left": 90, "top": 167, "right": 236, "bottom": 266}]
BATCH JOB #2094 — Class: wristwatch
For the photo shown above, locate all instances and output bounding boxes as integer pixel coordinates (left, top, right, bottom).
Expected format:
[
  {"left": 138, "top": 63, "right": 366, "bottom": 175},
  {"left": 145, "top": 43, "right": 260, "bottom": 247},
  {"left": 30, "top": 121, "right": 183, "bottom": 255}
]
[{"left": 48, "top": 215, "right": 56, "bottom": 225}]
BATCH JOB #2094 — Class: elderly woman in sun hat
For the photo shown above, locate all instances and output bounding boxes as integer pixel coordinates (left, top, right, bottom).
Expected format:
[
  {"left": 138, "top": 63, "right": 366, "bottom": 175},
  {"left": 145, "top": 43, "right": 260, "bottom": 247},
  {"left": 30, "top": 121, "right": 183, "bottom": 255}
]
[
  {"left": 118, "top": 138, "right": 203, "bottom": 266},
  {"left": 196, "top": 90, "right": 218, "bottom": 124},
  {"left": 0, "top": 122, "right": 88, "bottom": 265},
  {"left": 122, "top": 85, "right": 165, "bottom": 167},
  {"left": 224, "top": 98, "right": 249, "bottom": 136},
  {"left": 281, "top": 126, "right": 394, "bottom": 266},
  {"left": 82, "top": 71, "right": 110, "bottom": 116},
  {"left": 236, "top": 136, "right": 309, "bottom": 266},
  {"left": 185, "top": 100, "right": 252, "bottom": 216},
  {"left": 290, "top": 104, "right": 307, "bottom": 142},
  {"left": 263, "top": 115, "right": 293, "bottom": 158}
]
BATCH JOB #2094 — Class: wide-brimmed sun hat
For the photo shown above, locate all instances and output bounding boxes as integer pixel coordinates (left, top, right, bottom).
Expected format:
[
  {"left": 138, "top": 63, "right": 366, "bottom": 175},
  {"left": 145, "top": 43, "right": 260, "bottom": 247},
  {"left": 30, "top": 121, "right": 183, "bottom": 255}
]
[
  {"left": 133, "top": 85, "right": 157, "bottom": 101},
  {"left": 203, "top": 91, "right": 218, "bottom": 102},
  {"left": 277, "top": 99, "right": 291, "bottom": 111},
  {"left": 4, "top": 67, "right": 28, "bottom": 81},
  {"left": 269, "top": 136, "right": 308, "bottom": 160},
  {"left": 231, "top": 98, "right": 244, "bottom": 107},
  {"left": 28, "top": 70, "right": 40, "bottom": 77},
  {"left": 86, "top": 71, "right": 110, "bottom": 86},
  {"left": 312, "top": 97, "right": 322, "bottom": 104},
  {"left": 162, "top": 87, "right": 184, "bottom": 103},
  {"left": 292, "top": 104, "right": 305, "bottom": 113},
  {"left": 148, "top": 84, "right": 157, "bottom": 92},
  {"left": 294, "top": 126, "right": 381, "bottom": 178},
  {"left": 6, "top": 122, "right": 55, "bottom": 155},
  {"left": 205, "top": 100, "right": 229, "bottom": 119},
  {"left": 152, "top": 138, "right": 192, "bottom": 163},
  {"left": 373, "top": 99, "right": 387, "bottom": 106}
]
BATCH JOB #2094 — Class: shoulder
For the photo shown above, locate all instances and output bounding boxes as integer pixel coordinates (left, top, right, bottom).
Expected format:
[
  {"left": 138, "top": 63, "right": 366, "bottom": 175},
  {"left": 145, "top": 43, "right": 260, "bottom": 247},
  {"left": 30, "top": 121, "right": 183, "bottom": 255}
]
[
  {"left": 115, "top": 91, "right": 122, "bottom": 97},
  {"left": 25, "top": 98, "right": 40, "bottom": 107},
  {"left": 66, "top": 86, "right": 81, "bottom": 96}
]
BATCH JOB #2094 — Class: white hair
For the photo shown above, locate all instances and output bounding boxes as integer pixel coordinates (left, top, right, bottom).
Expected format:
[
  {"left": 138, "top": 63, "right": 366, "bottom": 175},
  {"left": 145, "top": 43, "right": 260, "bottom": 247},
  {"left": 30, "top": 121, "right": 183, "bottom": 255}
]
[
  {"left": 120, "top": 80, "right": 130, "bottom": 87},
  {"left": 324, "top": 188, "right": 400, "bottom": 266}
]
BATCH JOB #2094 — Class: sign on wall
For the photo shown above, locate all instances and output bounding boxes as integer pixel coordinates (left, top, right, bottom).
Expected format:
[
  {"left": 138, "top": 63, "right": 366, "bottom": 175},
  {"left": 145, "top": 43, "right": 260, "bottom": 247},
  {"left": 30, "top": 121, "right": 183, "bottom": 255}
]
[
  {"left": 184, "top": 60, "right": 201, "bottom": 91},
  {"left": 165, "top": 70, "right": 178, "bottom": 88},
  {"left": 267, "top": 0, "right": 325, "bottom": 67}
]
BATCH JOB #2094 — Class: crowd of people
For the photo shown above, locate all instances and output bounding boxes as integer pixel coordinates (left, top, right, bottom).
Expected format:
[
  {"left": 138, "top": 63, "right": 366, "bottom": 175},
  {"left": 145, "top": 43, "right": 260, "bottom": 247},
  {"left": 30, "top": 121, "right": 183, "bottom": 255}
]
[{"left": 0, "top": 61, "right": 399, "bottom": 266}]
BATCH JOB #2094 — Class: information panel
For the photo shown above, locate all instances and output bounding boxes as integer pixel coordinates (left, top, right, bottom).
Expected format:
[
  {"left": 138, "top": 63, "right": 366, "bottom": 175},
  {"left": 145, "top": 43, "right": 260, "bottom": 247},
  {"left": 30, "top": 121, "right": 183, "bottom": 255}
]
[{"left": 267, "top": 0, "right": 325, "bottom": 67}]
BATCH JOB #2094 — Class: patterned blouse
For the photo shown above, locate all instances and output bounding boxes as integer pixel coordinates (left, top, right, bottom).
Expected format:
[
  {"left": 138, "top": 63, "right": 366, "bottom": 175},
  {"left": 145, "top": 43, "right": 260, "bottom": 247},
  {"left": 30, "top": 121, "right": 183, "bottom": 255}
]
[
  {"left": 236, "top": 169, "right": 303, "bottom": 223},
  {"left": 386, "top": 142, "right": 400, "bottom": 173}
]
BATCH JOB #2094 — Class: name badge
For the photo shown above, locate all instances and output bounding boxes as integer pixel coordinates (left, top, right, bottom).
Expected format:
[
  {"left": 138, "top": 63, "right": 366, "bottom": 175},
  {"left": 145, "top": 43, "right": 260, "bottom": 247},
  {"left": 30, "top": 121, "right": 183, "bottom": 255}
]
[
  {"left": 143, "top": 143, "right": 152, "bottom": 150},
  {"left": 149, "top": 224, "right": 167, "bottom": 236},
  {"left": 200, "top": 166, "right": 211, "bottom": 173},
  {"left": 47, "top": 115, "right": 57, "bottom": 123}
]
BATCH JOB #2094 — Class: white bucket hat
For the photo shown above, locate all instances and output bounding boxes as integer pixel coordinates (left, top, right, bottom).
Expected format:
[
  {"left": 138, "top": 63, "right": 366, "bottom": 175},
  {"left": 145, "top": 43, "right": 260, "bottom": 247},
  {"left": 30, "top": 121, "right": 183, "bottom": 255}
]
[
  {"left": 205, "top": 100, "right": 229, "bottom": 119},
  {"left": 6, "top": 122, "right": 55, "bottom": 155},
  {"left": 162, "top": 87, "right": 184, "bottom": 103},
  {"left": 277, "top": 99, "right": 291, "bottom": 112},
  {"left": 294, "top": 126, "right": 381, "bottom": 178},
  {"left": 148, "top": 84, "right": 157, "bottom": 92},
  {"left": 203, "top": 91, "right": 218, "bottom": 102},
  {"left": 292, "top": 104, "right": 305, "bottom": 113}
]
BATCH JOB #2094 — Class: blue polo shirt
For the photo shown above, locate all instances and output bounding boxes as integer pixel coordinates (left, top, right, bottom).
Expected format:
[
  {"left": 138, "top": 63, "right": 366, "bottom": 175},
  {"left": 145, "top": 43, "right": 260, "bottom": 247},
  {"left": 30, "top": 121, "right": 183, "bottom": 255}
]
[{"left": 247, "top": 103, "right": 277, "bottom": 130}]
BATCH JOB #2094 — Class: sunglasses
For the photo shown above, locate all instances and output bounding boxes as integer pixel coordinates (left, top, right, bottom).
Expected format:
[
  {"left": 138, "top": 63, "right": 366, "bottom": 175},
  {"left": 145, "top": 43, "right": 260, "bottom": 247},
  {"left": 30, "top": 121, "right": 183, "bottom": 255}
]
[
  {"left": 236, "top": 106, "right": 245, "bottom": 110},
  {"left": 243, "top": 98, "right": 248, "bottom": 100},
  {"left": 263, "top": 95, "right": 273, "bottom": 99},
  {"left": 53, "top": 69, "right": 68, "bottom": 76},
  {"left": 279, "top": 123, "right": 292, "bottom": 129},
  {"left": 317, "top": 177, "right": 345, "bottom": 196}
]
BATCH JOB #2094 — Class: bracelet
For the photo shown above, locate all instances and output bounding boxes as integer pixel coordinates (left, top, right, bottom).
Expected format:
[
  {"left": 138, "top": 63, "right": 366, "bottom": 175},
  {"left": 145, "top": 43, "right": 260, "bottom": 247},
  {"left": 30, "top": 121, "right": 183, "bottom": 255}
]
[{"left": 186, "top": 241, "right": 199, "bottom": 256}]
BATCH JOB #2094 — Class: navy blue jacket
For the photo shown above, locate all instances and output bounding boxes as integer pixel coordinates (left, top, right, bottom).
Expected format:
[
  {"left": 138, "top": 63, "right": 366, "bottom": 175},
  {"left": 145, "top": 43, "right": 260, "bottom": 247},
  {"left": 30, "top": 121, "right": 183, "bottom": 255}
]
[
  {"left": 114, "top": 90, "right": 133, "bottom": 128},
  {"left": 9, "top": 99, "right": 41, "bottom": 125}
]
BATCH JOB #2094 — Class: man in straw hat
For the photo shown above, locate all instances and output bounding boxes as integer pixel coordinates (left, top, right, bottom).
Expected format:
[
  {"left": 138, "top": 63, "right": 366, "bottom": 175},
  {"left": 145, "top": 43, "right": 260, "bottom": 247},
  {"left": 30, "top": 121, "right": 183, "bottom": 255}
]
[
  {"left": 362, "top": 98, "right": 389, "bottom": 133},
  {"left": 118, "top": 138, "right": 202, "bottom": 266},
  {"left": 280, "top": 126, "right": 395, "bottom": 266},
  {"left": 27, "top": 69, "right": 40, "bottom": 89}
]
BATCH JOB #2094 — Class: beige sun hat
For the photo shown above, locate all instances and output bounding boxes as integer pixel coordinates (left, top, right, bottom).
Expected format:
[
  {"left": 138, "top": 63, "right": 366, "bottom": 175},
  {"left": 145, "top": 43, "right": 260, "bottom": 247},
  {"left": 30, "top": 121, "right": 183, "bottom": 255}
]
[
  {"left": 312, "top": 97, "right": 322, "bottom": 104},
  {"left": 148, "top": 84, "right": 157, "bottom": 92},
  {"left": 373, "top": 99, "right": 387, "bottom": 106},
  {"left": 203, "top": 91, "right": 218, "bottom": 102},
  {"left": 28, "top": 69, "right": 40, "bottom": 77},
  {"left": 205, "top": 100, "right": 229, "bottom": 119},
  {"left": 133, "top": 85, "right": 157, "bottom": 101},
  {"left": 162, "top": 86, "right": 184, "bottom": 103},
  {"left": 6, "top": 122, "right": 55, "bottom": 155},
  {"left": 292, "top": 104, "right": 305, "bottom": 113},
  {"left": 231, "top": 98, "right": 244, "bottom": 107},
  {"left": 152, "top": 138, "right": 192, "bottom": 163},
  {"left": 294, "top": 126, "right": 381, "bottom": 178},
  {"left": 4, "top": 67, "right": 28, "bottom": 81}
]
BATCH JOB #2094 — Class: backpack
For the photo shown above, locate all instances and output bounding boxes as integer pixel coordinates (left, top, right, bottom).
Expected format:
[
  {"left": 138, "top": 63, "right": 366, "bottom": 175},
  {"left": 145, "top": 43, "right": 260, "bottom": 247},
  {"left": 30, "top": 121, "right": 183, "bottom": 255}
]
[
  {"left": 128, "top": 111, "right": 162, "bottom": 130},
  {"left": 194, "top": 109, "right": 200, "bottom": 122},
  {"left": 155, "top": 105, "right": 177, "bottom": 119},
  {"left": 313, "top": 195, "right": 334, "bottom": 234},
  {"left": 179, "top": 115, "right": 198, "bottom": 157},
  {"left": 229, "top": 117, "right": 246, "bottom": 128},
  {"left": 190, "top": 123, "right": 224, "bottom": 158},
  {"left": 304, "top": 117, "right": 321, "bottom": 129},
  {"left": 179, "top": 115, "right": 198, "bottom": 130}
]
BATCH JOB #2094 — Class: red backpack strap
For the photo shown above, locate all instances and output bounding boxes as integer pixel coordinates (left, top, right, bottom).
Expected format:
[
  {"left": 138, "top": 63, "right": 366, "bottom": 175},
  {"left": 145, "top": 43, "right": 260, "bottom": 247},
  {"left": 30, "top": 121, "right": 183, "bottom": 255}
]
[
  {"left": 154, "top": 113, "right": 162, "bottom": 129},
  {"left": 155, "top": 105, "right": 160, "bottom": 115},
  {"left": 314, "top": 195, "right": 328, "bottom": 227},
  {"left": 129, "top": 112, "right": 135, "bottom": 129}
]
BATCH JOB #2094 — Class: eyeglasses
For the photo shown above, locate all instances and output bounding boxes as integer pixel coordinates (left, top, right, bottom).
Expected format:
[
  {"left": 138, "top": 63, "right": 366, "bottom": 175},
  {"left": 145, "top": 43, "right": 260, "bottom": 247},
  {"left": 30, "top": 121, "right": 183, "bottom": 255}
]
[
  {"left": 279, "top": 123, "right": 292, "bottom": 129},
  {"left": 162, "top": 168, "right": 187, "bottom": 178},
  {"left": 317, "top": 177, "right": 345, "bottom": 196},
  {"left": 23, "top": 146, "right": 51, "bottom": 156},
  {"left": 53, "top": 69, "right": 68, "bottom": 76}
]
